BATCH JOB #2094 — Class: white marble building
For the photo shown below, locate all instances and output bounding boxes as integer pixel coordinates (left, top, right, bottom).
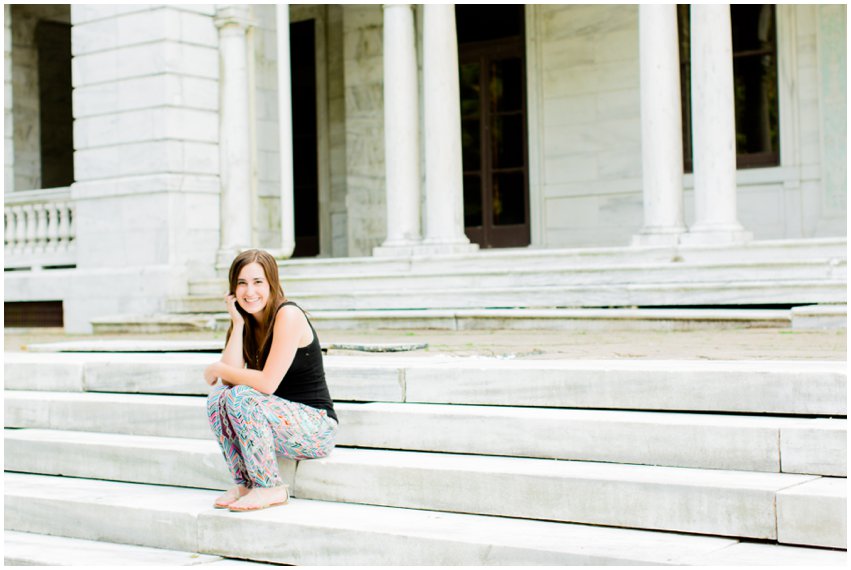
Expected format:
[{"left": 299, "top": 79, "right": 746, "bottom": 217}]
[{"left": 4, "top": 4, "right": 847, "bottom": 331}]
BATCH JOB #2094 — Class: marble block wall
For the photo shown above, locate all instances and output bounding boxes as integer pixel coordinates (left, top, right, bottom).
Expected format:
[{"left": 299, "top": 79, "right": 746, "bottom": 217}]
[
  {"left": 816, "top": 4, "right": 846, "bottom": 235},
  {"left": 532, "top": 4, "right": 644, "bottom": 248},
  {"left": 64, "top": 4, "right": 221, "bottom": 330},
  {"left": 342, "top": 5, "right": 386, "bottom": 258}
]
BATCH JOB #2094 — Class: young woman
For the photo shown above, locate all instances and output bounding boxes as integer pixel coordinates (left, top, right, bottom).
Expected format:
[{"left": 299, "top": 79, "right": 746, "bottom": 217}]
[{"left": 204, "top": 249, "right": 338, "bottom": 512}]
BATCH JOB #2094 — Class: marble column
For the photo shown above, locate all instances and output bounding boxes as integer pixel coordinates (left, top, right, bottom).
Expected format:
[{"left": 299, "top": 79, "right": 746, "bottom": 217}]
[
  {"left": 215, "top": 5, "right": 254, "bottom": 266},
  {"left": 276, "top": 3, "right": 296, "bottom": 259},
  {"left": 374, "top": 4, "right": 422, "bottom": 257},
  {"left": 681, "top": 4, "right": 751, "bottom": 246},
  {"left": 421, "top": 4, "right": 477, "bottom": 255},
  {"left": 632, "top": 4, "right": 686, "bottom": 247}
]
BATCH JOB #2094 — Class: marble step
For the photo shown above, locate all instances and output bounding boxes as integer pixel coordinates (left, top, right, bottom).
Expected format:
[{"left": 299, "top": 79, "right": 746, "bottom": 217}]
[
  {"left": 91, "top": 307, "right": 794, "bottom": 335},
  {"left": 4, "top": 432, "right": 844, "bottom": 547},
  {"left": 3, "top": 531, "right": 268, "bottom": 567},
  {"left": 7, "top": 473, "right": 846, "bottom": 566},
  {"left": 5, "top": 352, "right": 846, "bottom": 415},
  {"left": 4, "top": 392, "right": 846, "bottom": 475},
  {"left": 261, "top": 237, "right": 848, "bottom": 278},
  {"left": 170, "top": 279, "right": 847, "bottom": 313},
  {"left": 189, "top": 258, "right": 847, "bottom": 297}
]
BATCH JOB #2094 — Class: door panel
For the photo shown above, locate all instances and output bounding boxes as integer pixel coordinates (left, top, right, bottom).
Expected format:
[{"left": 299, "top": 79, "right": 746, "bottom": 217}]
[{"left": 457, "top": 7, "right": 529, "bottom": 249}]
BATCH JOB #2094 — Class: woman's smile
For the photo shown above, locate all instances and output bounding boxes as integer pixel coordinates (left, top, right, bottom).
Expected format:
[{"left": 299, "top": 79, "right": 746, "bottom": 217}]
[{"left": 236, "top": 262, "right": 271, "bottom": 314}]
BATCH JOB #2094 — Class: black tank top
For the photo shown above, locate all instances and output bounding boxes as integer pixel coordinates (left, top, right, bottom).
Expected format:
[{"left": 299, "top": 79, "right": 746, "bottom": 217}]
[{"left": 271, "top": 302, "right": 337, "bottom": 422}]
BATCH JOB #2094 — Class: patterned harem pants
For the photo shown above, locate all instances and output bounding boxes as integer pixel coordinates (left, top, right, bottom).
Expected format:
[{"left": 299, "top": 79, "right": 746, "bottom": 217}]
[{"left": 207, "top": 384, "right": 338, "bottom": 488}]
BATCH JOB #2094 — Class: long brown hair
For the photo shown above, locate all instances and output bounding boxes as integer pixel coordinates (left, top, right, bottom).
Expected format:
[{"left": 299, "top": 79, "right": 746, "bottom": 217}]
[{"left": 225, "top": 249, "right": 287, "bottom": 370}]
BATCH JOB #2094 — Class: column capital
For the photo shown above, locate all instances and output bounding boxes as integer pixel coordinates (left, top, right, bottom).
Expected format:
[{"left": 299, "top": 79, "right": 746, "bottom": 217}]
[{"left": 214, "top": 5, "right": 254, "bottom": 31}]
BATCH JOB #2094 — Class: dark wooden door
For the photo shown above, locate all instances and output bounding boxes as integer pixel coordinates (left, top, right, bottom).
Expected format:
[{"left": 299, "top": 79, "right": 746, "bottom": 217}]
[{"left": 457, "top": 6, "right": 529, "bottom": 248}]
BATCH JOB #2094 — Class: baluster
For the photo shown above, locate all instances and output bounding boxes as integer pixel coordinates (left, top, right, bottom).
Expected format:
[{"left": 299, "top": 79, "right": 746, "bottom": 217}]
[
  {"left": 14, "top": 206, "right": 25, "bottom": 253},
  {"left": 67, "top": 204, "right": 76, "bottom": 247},
  {"left": 57, "top": 202, "right": 71, "bottom": 251},
  {"left": 46, "top": 202, "right": 60, "bottom": 252},
  {"left": 35, "top": 203, "right": 48, "bottom": 253},
  {"left": 23, "top": 205, "right": 37, "bottom": 255},
  {"left": 4, "top": 208, "right": 13, "bottom": 250}
]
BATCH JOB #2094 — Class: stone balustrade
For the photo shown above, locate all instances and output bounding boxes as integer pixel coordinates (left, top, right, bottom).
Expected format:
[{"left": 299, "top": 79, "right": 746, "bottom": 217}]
[{"left": 4, "top": 187, "right": 76, "bottom": 270}]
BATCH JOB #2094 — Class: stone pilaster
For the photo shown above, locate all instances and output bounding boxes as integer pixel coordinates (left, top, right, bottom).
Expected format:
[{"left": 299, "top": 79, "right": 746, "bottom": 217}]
[
  {"left": 420, "top": 4, "right": 477, "bottom": 255},
  {"left": 275, "top": 3, "right": 296, "bottom": 259},
  {"left": 215, "top": 5, "right": 255, "bottom": 266},
  {"left": 373, "top": 4, "right": 422, "bottom": 257},
  {"left": 681, "top": 4, "right": 751, "bottom": 246},
  {"left": 632, "top": 4, "right": 686, "bottom": 247}
]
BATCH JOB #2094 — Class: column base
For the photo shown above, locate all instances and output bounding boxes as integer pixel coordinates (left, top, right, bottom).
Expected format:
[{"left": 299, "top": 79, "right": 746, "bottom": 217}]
[
  {"left": 631, "top": 227, "right": 687, "bottom": 247},
  {"left": 679, "top": 225, "right": 753, "bottom": 247}
]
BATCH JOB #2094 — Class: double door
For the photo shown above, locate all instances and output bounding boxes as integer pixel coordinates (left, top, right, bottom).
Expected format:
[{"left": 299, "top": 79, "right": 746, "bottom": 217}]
[{"left": 459, "top": 38, "right": 529, "bottom": 248}]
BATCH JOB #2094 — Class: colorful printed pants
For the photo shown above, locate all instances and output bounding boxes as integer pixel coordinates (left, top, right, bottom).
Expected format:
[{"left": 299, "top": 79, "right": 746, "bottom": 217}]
[{"left": 207, "top": 384, "right": 338, "bottom": 488}]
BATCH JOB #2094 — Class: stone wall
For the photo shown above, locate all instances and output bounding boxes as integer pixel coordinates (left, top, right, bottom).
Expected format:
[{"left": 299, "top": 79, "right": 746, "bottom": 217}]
[
  {"left": 342, "top": 5, "right": 386, "bottom": 258},
  {"left": 815, "top": 4, "right": 846, "bottom": 235},
  {"left": 62, "top": 4, "right": 221, "bottom": 330},
  {"left": 530, "top": 4, "right": 643, "bottom": 248}
]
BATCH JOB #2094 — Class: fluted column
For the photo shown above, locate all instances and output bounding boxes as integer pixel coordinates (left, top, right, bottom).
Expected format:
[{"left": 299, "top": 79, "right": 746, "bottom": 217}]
[
  {"left": 632, "top": 4, "right": 686, "bottom": 247},
  {"left": 681, "top": 4, "right": 751, "bottom": 246},
  {"left": 215, "top": 5, "right": 254, "bottom": 266},
  {"left": 421, "top": 4, "right": 477, "bottom": 255},
  {"left": 277, "top": 3, "right": 296, "bottom": 259},
  {"left": 374, "top": 4, "right": 422, "bottom": 257}
]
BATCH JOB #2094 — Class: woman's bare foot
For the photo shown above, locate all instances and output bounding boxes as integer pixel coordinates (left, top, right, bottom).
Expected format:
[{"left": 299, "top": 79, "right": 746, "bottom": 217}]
[
  {"left": 228, "top": 485, "right": 289, "bottom": 512},
  {"left": 213, "top": 485, "right": 250, "bottom": 508}
]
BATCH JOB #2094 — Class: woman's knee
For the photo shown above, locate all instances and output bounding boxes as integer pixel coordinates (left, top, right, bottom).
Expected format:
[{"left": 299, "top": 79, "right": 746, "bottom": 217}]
[
  {"left": 207, "top": 385, "right": 228, "bottom": 434},
  {"left": 224, "top": 384, "right": 263, "bottom": 415}
]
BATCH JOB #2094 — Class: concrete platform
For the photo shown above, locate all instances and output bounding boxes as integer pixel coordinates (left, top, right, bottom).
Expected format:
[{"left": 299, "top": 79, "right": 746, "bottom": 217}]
[
  {"left": 5, "top": 353, "right": 845, "bottom": 415},
  {"left": 777, "top": 477, "right": 848, "bottom": 549},
  {"left": 3, "top": 428, "right": 297, "bottom": 492},
  {"left": 294, "top": 447, "right": 825, "bottom": 542},
  {"left": 5, "top": 393, "right": 846, "bottom": 476},
  {"left": 792, "top": 303, "right": 848, "bottom": 330},
  {"left": 6, "top": 429, "right": 838, "bottom": 544},
  {"left": 5, "top": 473, "right": 846, "bottom": 565},
  {"left": 3, "top": 531, "right": 270, "bottom": 566}
]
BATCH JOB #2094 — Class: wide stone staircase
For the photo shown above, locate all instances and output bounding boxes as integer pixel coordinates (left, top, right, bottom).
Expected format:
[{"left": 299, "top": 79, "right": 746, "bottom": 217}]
[
  {"left": 91, "top": 238, "right": 847, "bottom": 333},
  {"left": 5, "top": 349, "right": 847, "bottom": 565}
]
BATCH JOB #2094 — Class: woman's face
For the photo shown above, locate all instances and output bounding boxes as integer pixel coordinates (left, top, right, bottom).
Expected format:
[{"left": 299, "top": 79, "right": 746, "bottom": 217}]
[{"left": 235, "top": 262, "right": 271, "bottom": 316}]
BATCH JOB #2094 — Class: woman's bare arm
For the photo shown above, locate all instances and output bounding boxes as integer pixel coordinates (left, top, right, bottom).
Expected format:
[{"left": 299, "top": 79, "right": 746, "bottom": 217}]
[{"left": 204, "top": 305, "right": 305, "bottom": 394}]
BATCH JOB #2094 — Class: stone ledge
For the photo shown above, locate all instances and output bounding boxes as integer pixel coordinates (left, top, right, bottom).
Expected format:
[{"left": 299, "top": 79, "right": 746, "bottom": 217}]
[
  {"left": 3, "top": 531, "right": 265, "bottom": 567},
  {"left": 6, "top": 430, "right": 835, "bottom": 543},
  {"left": 8, "top": 472, "right": 845, "bottom": 566},
  {"left": 4, "top": 353, "right": 845, "bottom": 414},
  {"left": 5, "top": 392, "right": 845, "bottom": 475}
]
